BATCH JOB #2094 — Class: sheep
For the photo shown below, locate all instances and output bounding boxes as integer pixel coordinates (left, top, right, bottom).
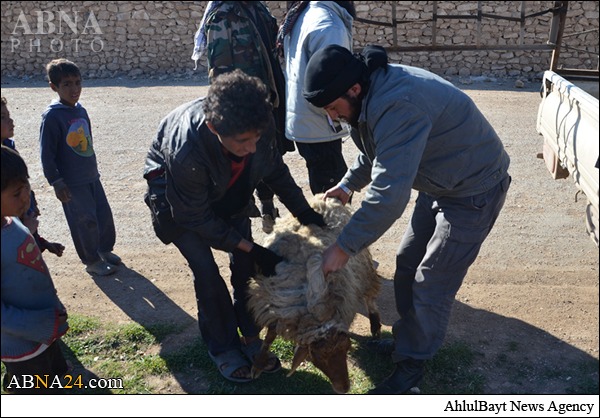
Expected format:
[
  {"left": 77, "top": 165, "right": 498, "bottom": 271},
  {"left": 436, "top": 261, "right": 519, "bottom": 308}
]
[{"left": 247, "top": 195, "right": 381, "bottom": 394}]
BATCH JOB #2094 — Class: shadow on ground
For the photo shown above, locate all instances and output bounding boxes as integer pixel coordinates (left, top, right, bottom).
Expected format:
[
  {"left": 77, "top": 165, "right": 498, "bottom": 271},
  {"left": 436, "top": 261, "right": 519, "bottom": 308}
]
[
  {"left": 86, "top": 264, "right": 342, "bottom": 394},
  {"left": 89, "top": 263, "right": 201, "bottom": 393},
  {"left": 352, "top": 279, "right": 599, "bottom": 394},
  {"left": 73, "top": 268, "right": 597, "bottom": 394}
]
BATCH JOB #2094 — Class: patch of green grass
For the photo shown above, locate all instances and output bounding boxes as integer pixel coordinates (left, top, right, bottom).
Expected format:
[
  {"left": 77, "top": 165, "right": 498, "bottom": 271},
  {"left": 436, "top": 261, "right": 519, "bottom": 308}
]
[
  {"left": 106, "top": 323, "right": 157, "bottom": 346},
  {"left": 503, "top": 358, "right": 535, "bottom": 386},
  {"left": 64, "top": 320, "right": 486, "bottom": 394},
  {"left": 66, "top": 315, "right": 101, "bottom": 336},
  {"left": 348, "top": 331, "right": 395, "bottom": 393},
  {"left": 6, "top": 313, "right": 597, "bottom": 395},
  {"left": 269, "top": 337, "right": 296, "bottom": 362},
  {"left": 422, "top": 341, "right": 485, "bottom": 394},
  {"left": 54, "top": 315, "right": 179, "bottom": 394},
  {"left": 160, "top": 339, "right": 206, "bottom": 373},
  {"left": 131, "top": 355, "right": 169, "bottom": 375},
  {"left": 159, "top": 335, "right": 335, "bottom": 394}
]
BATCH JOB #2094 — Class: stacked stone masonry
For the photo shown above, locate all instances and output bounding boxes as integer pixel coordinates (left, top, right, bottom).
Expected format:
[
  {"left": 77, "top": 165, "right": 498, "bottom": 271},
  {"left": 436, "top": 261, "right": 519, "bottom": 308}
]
[{"left": 1, "top": 1, "right": 598, "bottom": 80}]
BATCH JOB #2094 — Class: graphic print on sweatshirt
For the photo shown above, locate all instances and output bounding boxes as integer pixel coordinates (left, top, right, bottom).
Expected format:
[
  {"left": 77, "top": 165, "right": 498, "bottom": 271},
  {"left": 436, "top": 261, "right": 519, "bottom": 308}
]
[
  {"left": 66, "top": 118, "right": 93, "bottom": 156},
  {"left": 17, "top": 234, "right": 49, "bottom": 275}
]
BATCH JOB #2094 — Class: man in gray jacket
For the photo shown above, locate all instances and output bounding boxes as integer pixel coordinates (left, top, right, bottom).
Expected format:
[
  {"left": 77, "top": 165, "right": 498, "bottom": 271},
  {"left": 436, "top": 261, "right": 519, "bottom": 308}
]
[
  {"left": 303, "top": 45, "right": 511, "bottom": 394},
  {"left": 144, "top": 69, "right": 324, "bottom": 384}
]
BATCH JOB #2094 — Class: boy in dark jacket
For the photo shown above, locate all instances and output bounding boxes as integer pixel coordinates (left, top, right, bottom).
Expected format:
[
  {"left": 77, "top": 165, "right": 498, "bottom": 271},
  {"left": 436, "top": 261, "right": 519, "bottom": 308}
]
[
  {"left": 195, "top": 1, "right": 296, "bottom": 233},
  {"left": 144, "top": 69, "right": 324, "bottom": 383}
]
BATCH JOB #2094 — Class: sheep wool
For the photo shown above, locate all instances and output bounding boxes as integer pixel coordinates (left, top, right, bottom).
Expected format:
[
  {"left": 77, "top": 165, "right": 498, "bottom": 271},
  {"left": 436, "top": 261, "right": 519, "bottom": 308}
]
[{"left": 248, "top": 195, "right": 381, "bottom": 347}]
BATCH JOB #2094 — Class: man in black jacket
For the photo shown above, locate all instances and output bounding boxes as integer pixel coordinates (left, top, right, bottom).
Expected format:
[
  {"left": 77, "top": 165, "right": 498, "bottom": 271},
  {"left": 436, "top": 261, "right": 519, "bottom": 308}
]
[{"left": 144, "top": 69, "right": 324, "bottom": 383}]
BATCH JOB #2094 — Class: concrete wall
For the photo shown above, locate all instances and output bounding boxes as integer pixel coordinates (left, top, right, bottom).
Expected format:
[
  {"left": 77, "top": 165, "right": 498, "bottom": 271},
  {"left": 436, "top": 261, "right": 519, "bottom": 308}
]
[{"left": 1, "top": 1, "right": 598, "bottom": 80}]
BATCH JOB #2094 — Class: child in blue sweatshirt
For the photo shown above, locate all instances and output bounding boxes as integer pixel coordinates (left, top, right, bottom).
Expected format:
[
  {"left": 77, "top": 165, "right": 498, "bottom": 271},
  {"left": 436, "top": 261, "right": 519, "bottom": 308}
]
[
  {"left": 40, "top": 59, "right": 121, "bottom": 276},
  {"left": 2, "top": 96, "right": 65, "bottom": 257},
  {"left": 1, "top": 145, "right": 69, "bottom": 394}
]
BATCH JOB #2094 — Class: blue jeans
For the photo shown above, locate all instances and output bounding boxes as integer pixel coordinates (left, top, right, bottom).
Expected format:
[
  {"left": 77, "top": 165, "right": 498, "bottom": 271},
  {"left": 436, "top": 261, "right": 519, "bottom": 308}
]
[
  {"left": 61, "top": 179, "right": 116, "bottom": 265},
  {"left": 172, "top": 217, "right": 260, "bottom": 355},
  {"left": 391, "top": 175, "right": 511, "bottom": 362}
]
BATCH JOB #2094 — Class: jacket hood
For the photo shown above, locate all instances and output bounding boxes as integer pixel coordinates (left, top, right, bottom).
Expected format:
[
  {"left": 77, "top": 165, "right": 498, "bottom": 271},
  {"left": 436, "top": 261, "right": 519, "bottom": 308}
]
[{"left": 319, "top": 1, "right": 353, "bottom": 33}]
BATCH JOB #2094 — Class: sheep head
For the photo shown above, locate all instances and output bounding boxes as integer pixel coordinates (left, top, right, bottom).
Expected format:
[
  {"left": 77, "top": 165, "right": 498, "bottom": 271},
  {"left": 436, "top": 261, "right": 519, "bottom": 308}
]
[{"left": 288, "top": 328, "right": 352, "bottom": 394}]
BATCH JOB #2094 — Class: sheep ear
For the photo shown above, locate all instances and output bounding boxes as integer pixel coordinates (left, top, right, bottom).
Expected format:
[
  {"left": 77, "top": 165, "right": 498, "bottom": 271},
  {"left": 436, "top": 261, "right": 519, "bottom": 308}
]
[{"left": 287, "top": 345, "right": 309, "bottom": 377}]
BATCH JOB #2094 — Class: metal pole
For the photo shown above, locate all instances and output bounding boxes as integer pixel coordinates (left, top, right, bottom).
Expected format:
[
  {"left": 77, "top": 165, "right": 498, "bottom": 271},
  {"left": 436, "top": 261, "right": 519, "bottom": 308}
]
[{"left": 550, "top": 1, "right": 569, "bottom": 71}]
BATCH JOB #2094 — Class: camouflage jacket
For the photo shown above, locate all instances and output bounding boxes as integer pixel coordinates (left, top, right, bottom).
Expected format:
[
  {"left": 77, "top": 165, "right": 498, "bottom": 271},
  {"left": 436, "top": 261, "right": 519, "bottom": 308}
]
[
  {"left": 204, "top": 1, "right": 281, "bottom": 107},
  {"left": 204, "top": 1, "right": 294, "bottom": 153}
]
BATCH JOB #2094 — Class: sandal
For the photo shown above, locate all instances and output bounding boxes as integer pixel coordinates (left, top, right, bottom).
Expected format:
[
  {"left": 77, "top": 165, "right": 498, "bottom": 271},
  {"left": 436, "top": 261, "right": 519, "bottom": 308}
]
[
  {"left": 241, "top": 339, "right": 282, "bottom": 374},
  {"left": 208, "top": 349, "right": 253, "bottom": 383}
]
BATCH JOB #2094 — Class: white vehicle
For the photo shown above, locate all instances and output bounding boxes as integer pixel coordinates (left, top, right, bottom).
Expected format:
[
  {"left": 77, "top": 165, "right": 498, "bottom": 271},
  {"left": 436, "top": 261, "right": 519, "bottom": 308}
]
[{"left": 536, "top": 70, "right": 599, "bottom": 246}]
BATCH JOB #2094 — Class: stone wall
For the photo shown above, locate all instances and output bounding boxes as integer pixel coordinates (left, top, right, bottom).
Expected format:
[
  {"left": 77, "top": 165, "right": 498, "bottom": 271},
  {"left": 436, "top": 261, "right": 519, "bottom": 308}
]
[{"left": 1, "top": 1, "right": 598, "bottom": 80}]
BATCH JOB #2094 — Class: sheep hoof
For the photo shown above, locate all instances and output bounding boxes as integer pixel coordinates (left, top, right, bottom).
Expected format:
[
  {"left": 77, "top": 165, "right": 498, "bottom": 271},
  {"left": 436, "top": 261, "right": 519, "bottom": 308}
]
[
  {"left": 250, "top": 366, "right": 263, "bottom": 380},
  {"left": 242, "top": 339, "right": 282, "bottom": 374}
]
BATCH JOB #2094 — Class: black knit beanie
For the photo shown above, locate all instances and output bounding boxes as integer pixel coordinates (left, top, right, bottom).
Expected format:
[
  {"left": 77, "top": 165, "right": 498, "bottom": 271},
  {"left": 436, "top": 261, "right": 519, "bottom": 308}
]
[
  {"left": 303, "top": 44, "right": 388, "bottom": 108},
  {"left": 302, "top": 45, "right": 366, "bottom": 108}
]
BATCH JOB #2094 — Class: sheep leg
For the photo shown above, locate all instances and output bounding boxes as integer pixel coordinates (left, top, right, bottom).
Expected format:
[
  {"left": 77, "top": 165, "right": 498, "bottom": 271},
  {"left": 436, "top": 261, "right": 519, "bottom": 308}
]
[
  {"left": 250, "top": 323, "right": 278, "bottom": 379},
  {"left": 366, "top": 300, "right": 381, "bottom": 339}
]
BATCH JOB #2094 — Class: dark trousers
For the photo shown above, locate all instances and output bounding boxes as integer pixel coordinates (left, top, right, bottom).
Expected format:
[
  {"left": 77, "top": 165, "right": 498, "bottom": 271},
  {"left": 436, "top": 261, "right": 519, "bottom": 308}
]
[
  {"left": 391, "top": 175, "right": 511, "bottom": 362},
  {"left": 2, "top": 340, "right": 68, "bottom": 394},
  {"left": 61, "top": 179, "right": 116, "bottom": 265},
  {"left": 172, "top": 217, "right": 260, "bottom": 355},
  {"left": 255, "top": 181, "right": 274, "bottom": 203},
  {"left": 296, "top": 139, "right": 348, "bottom": 195}
]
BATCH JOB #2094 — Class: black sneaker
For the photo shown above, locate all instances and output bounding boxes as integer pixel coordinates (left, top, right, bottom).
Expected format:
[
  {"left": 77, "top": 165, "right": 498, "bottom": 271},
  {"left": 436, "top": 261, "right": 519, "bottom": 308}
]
[
  {"left": 366, "top": 338, "right": 394, "bottom": 355},
  {"left": 368, "top": 358, "right": 425, "bottom": 394}
]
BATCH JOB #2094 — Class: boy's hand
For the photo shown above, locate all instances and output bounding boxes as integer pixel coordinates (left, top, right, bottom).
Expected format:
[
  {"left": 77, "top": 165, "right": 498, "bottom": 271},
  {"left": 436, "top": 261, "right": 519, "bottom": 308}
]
[
  {"left": 297, "top": 208, "right": 326, "bottom": 227},
  {"left": 53, "top": 179, "right": 72, "bottom": 203},
  {"left": 46, "top": 242, "right": 65, "bottom": 257},
  {"left": 249, "top": 244, "right": 285, "bottom": 277}
]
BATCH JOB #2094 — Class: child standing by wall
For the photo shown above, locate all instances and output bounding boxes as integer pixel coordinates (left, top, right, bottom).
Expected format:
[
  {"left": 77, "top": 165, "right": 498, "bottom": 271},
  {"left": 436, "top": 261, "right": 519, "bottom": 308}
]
[
  {"left": 39, "top": 59, "right": 121, "bottom": 276},
  {"left": 1, "top": 96, "right": 65, "bottom": 258},
  {"left": 1, "top": 145, "right": 70, "bottom": 394}
]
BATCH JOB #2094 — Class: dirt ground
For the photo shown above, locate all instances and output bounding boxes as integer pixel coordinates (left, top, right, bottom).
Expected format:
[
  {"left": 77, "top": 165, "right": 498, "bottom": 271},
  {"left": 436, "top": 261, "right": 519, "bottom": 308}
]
[{"left": 1, "top": 74, "right": 598, "bottom": 395}]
